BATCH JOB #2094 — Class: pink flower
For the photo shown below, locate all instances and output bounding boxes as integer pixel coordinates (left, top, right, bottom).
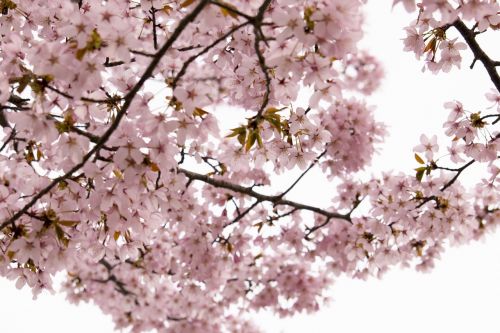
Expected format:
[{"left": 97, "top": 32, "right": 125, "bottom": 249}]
[
  {"left": 444, "top": 101, "right": 464, "bottom": 121},
  {"left": 10, "top": 238, "right": 41, "bottom": 264},
  {"left": 289, "top": 107, "right": 313, "bottom": 135},
  {"left": 402, "top": 26, "right": 424, "bottom": 58},
  {"left": 447, "top": 142, "right": 465, "bottom": 163},
  {"left": 413, "top": 134, "right": 439, "bottom": 160},
  {"left": 485, "top": 89, "right": 500, "bottom": 113},
  {"left": 438, "top": 38, "right": 466, "bottom": 72},
  {"left": 477, "top": 7, "right": 500, "bottom": 32}
]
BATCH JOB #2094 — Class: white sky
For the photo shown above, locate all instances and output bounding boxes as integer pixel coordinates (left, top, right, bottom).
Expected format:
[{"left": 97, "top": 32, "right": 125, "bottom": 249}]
[{"left": 1, "top": 2, "right": 500, "bottom": 333}]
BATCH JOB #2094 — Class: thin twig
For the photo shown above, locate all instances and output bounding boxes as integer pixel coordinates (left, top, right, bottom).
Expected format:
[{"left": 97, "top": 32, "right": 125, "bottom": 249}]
[
  {"left": 252, "top": 0, "right": 272, "bottom": 122},
  {"left": 224, "top": 199, "right": 261, "bottom": 227},
  {"left": 150, "top": 6, "right": 159, "bottom": 50},
  {"left": 171, "top": 21, "right": 250, "bottom": 89},
  {"left": 278, "top": 149, "right": 327, "bottom": 199},
  {"left": 305, "top": 217, "right": 331, "bottom": 240},
  {"left": 440, "top": 159, "right": 475, "bottom": 192}
]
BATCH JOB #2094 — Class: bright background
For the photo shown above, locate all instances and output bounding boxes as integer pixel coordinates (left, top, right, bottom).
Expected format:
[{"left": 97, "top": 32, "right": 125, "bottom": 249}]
[{"left": 2, "top": 2, "right": 500, "bottom": 332}]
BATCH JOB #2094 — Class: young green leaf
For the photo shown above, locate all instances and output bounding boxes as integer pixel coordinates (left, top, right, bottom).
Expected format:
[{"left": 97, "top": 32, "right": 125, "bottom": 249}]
[
  {"left": 414, "top": 166, "right": 427, "bottom": 182},
  {"left": 416, "top": 169, "right": 425, "bottom": 182},
  {"left": 245, "top": 129, "right": 257, "bottom": 151},
  {"left": 414, "top": 153, "right": 425, "bottom": 165}
]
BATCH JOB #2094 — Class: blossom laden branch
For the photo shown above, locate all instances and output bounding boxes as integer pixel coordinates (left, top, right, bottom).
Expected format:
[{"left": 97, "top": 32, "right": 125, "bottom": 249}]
[
  {"left": 171, "top": 20, "right": 250, "bottom": 89},
  {"left": 278, "top": 149, "right": 327, "bottom": 200},
  {"left": 150, "top": 6, "right": 159, "bottom": 50},
  {"left": 304, "top": 217, "right": 331, "bottom": 240},
  {"left": 0, "top": 1, "right": 499, "bottom": 331},
  {"left": 0, "top": 0, "right": 211, "bottom": 232},
  {"left": 252, "top": 0, "right": 273, "bottom": 121},
  {"left": 95, "top": 259, "right": 135, "bottom": 296},
  {"left": 453, "top": 19, "right": 500, "bottom": 93},
  {"left": 178, "top": 168, "right": 351, "bottom": 222},
  {"left": 225, "top": 199, "right": 261, "bottom": 227},
  {"left": 439, "top": 159, "right": 476, "bottom": 192}
]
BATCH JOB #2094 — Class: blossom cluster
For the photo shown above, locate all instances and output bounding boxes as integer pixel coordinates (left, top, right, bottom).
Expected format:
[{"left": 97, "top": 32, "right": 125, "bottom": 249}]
[
  {"left": 398, "top": 0, "right": 500, "bottom": 72},
  {"left": 0, "top": 0, "right": 498, "bottom": 332}
]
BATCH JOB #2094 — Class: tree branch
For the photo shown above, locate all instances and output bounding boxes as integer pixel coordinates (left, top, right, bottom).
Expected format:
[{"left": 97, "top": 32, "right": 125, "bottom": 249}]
[
  {"left": 171, "top": 20, "right": 250, "bottom": 89},
  {"left": 304, "top": 217, "right": 331, "bottom": 240},
  {"left": 278, "top": 149, "right": 327, "bottom": 199},
  {"left": 252, "top": 0, "right": 272, "bottom": 121},
  {"left": 150, "top": 6, "right": 159, "bottom": 50},
  {"left": 224, "top": 199, "right": 261, "bottom": 227},
  {"left": 178, "top": 168, "right": 351, "bottom": 222},
  {"left": 440, "top": 158, "right": 475, "bottom": 191},
  {"left": 0, "top": 127, "right": 16, "bottom": 153},
  {"left": 95, "top": 259, "right": 135, "bottom": 296},
  {"left": 44, "top": 84, "right": 122, "bottom": 104},
  {"left": 453, "top": 19, "right": 500, "bottom": 93}
]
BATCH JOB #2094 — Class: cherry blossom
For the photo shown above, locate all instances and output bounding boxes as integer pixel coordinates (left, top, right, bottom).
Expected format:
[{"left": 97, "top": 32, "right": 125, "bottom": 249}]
[
  {"left": 0, "top": 0, "right": 498, "bottom": 332},
  {"left": 414, "top": 134, "right": 439, "bottom": 160}
]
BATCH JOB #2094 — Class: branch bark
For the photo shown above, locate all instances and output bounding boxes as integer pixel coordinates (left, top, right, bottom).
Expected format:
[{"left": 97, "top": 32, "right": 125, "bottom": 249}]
[{"left": 453, "top": 19, "right": 500, "bottom": 93}]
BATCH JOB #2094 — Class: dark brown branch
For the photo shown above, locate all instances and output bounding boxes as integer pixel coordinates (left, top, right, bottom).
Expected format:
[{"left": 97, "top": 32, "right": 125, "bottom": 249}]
[
  {"left": 252, "top": 0, "right": 272, "bottom": 121},
  {"left": 199, "top": 157, "right": 220, "bottom": 174},
  {"left": 440, "top": 159, "right": 475, "bottom": 191},
  {"left": 176, "top": 44, "right": 203, "bottom": 52},
  {"left": 104, "top": 57, "right": 134, "bottom": 67},
  {"left": 438, "top": 134, "right": 499, "bottom": 193},
  {"left": 416, "top": 158, "right": 476, "bottom": 209},
  {"left": 44, "top": 84, "right": 123, "bottom": 104},
  {"left": 0, "top": 127, "right": 16, "bottom": 152},
  {"left": 8, "top": 94, "right": 30, "bottom": 106},
  {"left": 65, "top": 125, "right": 100, "bottom": 144},
  {"left": 305, "top": 194, "right": 363, "bottom": 239},
  {"left": 278, "top": 149, "right": 327, "bottom": 199},
  {"left": 154, "top": 170, "right": 162, "bottom": 190},
  {"left": 48, "top": 115, "right": 118, "bottom": 151},
  {"left": 0, "top": 105, "right": 30, "bottom": 111},
  {"left": 96, "top": 259, "right": 135, "bottom": 296},
  {"left": 479, "top": 113, "right": 500, "bottom": 125},
  {"left": 273, "top": 208, "right": 298, "bottom": 220},
  {"left": 171, "top": 20, "right": 250, "bottom": 89},
  {"left": 167, "top": 316, "right": 188, "bottom": 322},
  {"left": 224, "top": 199, "right": 261, "bottom": 227},
  {"left": 453, "top": 20, "right": 500, "bottom": 93},
  {"left": 178, "top": 168, "right": 350, "bottom": 222},
  {"left": 230, "top": 197, "right": 242, "bottom": 216},
  {"left": 305, "top": 217, "right": 331, "bottom": 240},
  {"left": 417, "top": 123, "right": 500, "bottom": 209},
  {"left": 130, "top": 49, "right": 156, "bottom": 58},
  {"left": 0, "top": 95, "right": 30, "bottom": 127},
  {"left": 0, "top": 109, "right": 9, "bottom": 128},
  {"left": 0, "top": 0, "right": 210, "bottom": 232},
  {"left": 150, "top": 7, "right": 159, "bottom": 50}
]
